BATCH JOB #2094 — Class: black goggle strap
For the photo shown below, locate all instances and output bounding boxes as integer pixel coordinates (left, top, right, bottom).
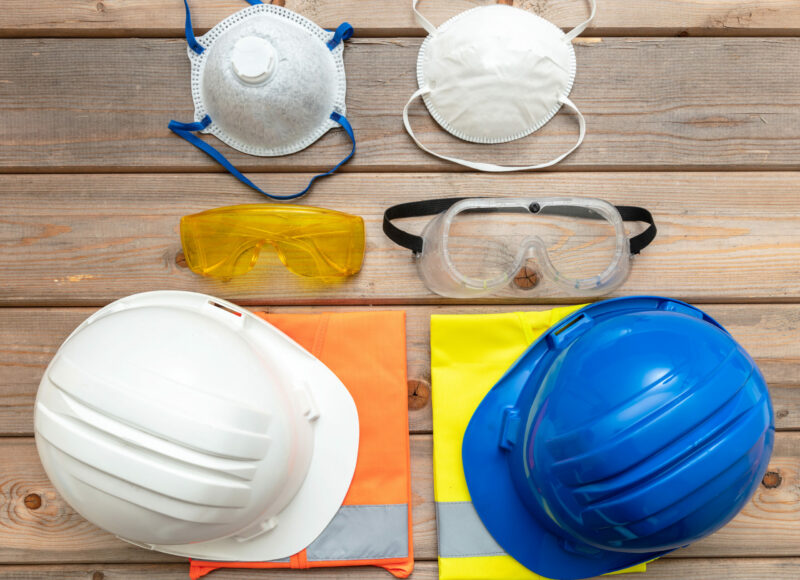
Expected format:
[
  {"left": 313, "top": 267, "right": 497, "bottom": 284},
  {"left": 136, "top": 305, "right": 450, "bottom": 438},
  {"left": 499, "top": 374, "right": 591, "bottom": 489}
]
[
  {"left": 383, "top": 198, "right": 657, "bottom": 257},
  {"left": 616, "top": 205, "right": 658, "bottom": 255}
]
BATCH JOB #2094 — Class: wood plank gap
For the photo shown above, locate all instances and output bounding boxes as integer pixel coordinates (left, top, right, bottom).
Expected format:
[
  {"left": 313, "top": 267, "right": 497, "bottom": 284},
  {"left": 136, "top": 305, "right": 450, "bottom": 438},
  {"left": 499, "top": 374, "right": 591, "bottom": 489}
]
[
  {"left": 3, "top": 560, "right": 800, "bottom": 580},
  {"left": 6, "top": 0, "right": 800, "bottom": 39},
  {"left": 6, "top": 163, "right": 800, "bottom": 175},
  {"left": 5, "top": 29, "right": 800, "bottom": 39},
  {"left": 4, "top": 298, "right": 800, "bottom": 309}
]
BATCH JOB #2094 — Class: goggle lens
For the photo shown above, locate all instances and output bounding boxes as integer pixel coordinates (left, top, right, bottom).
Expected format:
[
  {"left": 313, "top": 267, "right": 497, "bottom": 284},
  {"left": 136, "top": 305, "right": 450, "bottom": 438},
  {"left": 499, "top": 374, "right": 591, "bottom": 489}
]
[{"left": 446, "top": 205, "right": 620, "bottom": 288}]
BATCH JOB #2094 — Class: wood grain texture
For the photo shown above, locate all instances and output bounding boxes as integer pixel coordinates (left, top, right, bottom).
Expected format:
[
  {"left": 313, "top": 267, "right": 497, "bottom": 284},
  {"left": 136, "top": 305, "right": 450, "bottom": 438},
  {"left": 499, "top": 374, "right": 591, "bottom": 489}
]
[
  {"left": 2, "top": 38, "right": 800, "bottom": 172},
  {"left": 1, "top": 559, "right": 800, "bottom": 579},
  {"left": 1, "top": 173, "right": 800, "bottom": 305},
  {"left": 0, "top": 0, "right": 798, "bottom": 576},
  {"left": 2, "top": 1, "right": 800, "bottom": 37},
  {"left": 1, "top": 435, "right": 798, "bottom": 563},
  {"left": 2, "top": 303, "right": 799, "bottom": 436}
]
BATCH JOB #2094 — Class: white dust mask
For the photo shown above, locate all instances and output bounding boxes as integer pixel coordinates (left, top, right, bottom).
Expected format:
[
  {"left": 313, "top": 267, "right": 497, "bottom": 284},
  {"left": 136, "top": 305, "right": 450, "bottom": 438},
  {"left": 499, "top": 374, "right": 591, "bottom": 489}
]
[
  {"left": 404, "top": 0, "right": 596, "bottom": 172},
  {"left": 169, "top": 0, "right": 356, "bottom": 200}
]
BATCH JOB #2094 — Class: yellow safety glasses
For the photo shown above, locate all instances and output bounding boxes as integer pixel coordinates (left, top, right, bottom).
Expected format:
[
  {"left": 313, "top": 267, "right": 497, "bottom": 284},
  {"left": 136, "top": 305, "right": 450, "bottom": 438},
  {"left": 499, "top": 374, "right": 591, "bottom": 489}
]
[{"left": 181, "top": 205, "right": 365, "bottom": 280}]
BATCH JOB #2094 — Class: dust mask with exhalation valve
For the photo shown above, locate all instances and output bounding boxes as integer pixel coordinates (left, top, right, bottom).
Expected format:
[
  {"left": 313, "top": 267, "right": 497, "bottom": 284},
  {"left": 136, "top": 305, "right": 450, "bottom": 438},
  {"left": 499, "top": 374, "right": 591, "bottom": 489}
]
[
  {"left": 404, "top": 0, "right": 596, "bottom": 172},
  {"left": 169, "top": 0, "right": 356, "bottom": 200}
]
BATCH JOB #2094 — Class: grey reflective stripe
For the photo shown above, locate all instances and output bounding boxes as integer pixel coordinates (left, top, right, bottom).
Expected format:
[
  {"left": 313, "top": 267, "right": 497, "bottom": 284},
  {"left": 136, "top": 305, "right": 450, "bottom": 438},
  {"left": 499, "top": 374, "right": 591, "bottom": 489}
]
[
  {"left": 305, "top": 504, "right": 409, "bottom": 561},
  {"left": 268, "top": 557, "right": 291, "bottom": 563},
  {"left": 436, "top": 501, "right": 506, "bottom": 558}
]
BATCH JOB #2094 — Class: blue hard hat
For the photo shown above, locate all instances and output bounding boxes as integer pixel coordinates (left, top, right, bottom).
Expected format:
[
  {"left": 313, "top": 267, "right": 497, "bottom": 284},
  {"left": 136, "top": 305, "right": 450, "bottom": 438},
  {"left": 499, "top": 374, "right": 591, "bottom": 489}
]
[{"left": 462, "top": 297, "right": 774, "bottom": 580}]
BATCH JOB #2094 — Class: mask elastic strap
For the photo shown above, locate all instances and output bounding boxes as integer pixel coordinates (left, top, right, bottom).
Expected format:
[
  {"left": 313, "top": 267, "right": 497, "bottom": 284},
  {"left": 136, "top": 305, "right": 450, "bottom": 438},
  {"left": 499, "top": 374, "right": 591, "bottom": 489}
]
[
  {"left": 327, "top": 22, "right": 354, "bottom": 50},
  {"left": 183, "top": 0, "right": 264, "bottom": 54},
  {"left": 403, "top": 88, "right": 586, "bottom": 172},
  {"left": 564, "top": 0, "right": 597, "bottom": 42},
  {"left": 412, "top": 0, "right": 438, "bottom": 35},
  {"left": 384, "top": 198, "right": 657, "bottom": 256},
  {"left": 412, "top": 0, "right": 595, "bottom": 41},
  {"left": 167, "top": 112, "right": 356, "bottom": 201}
]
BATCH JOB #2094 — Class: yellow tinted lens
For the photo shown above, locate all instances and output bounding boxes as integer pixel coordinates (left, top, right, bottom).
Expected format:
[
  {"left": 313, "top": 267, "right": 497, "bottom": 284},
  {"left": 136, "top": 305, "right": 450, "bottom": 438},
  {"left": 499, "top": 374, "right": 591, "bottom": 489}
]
[
  {"left": 180, "top": 205, "right": 365, "bottom": 279},
  {"left": 275, "top": 225, "right": 366, "bottom": 278},
  {"left": 181, "top": 216, "right": 261, "bottom": 279}
]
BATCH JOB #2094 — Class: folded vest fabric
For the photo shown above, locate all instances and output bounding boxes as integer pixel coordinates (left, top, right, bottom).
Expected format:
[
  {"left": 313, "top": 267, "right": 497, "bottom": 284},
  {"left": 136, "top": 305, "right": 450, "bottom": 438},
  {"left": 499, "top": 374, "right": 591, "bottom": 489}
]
[
  {"left": 431, "top": 308, "right": 648, "bottom": 580},
  {"left": 191, "top": 310, "right": 413, "bottom": 579}
]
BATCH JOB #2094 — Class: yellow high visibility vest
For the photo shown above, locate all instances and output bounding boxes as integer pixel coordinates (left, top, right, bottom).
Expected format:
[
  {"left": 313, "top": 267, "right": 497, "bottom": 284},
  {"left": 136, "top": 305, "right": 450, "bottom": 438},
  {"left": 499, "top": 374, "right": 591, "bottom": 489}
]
[{"left": 431, "top": 308, "right": 648, "bottom": 580}]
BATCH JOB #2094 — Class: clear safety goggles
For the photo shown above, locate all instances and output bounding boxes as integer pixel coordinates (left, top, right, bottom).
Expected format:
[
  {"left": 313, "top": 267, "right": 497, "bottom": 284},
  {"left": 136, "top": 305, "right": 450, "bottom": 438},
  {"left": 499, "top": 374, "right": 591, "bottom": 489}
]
[
  {"left": 181, "top": 204, "right": 365, "bottom": 280},
  {"left": 383, "top": 197, "right": 656, "bottom": 298}
]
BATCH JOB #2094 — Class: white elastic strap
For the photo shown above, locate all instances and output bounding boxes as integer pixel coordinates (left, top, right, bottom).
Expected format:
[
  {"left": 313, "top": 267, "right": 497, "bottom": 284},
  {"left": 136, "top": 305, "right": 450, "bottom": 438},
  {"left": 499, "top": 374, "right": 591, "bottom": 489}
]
[
  {"left": 403, "top": 88, "right": 586, "bottom": 173},
  {"left": 414, "top": 0, "right": 595, "bottom": 41},
  {"left": 564, "top": 0, "right": 596, "bottom": 42},
  {"left": 412, "top": 0, "right": 437, "bottom": 35}
]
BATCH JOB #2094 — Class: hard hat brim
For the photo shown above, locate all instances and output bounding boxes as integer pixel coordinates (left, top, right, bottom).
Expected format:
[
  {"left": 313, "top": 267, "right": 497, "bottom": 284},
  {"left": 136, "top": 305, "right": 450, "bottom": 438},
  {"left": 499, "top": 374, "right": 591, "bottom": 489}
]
[
  {"left": 462, "top": 298, "right": 686, "bottom": 580},
  {"left": 155, "top": 359, "right": 359, "bottom": 561}
]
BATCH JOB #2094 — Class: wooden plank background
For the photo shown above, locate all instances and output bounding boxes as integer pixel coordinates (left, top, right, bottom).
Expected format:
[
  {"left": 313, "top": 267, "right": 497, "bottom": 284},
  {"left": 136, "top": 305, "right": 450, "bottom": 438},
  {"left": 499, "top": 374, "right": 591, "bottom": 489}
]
[
  {"left": 1, "top": 0, "right": 798, "bottom": 578},
  {"left": 2, "top": 38, "right": 800, "bottom": 173},
  {"left": 2, "top": 173, "right": 800, "bottom": 305}
]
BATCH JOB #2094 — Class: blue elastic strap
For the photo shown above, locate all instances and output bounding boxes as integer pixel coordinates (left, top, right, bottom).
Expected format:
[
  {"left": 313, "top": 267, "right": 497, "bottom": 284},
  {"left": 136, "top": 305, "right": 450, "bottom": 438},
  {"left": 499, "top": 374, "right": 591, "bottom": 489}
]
[
  {"left": 327, "top": 22, "right": 354, "bottom": 50},
  {"left": 183, "top": 0, "right": 204, "bottom": 54},
  {"left": 168, "top": 112, "right": 356, "bottom": 201},
  {"left": 183, "top": 0, "right": 263, "bottom": 55},
  {"left": 169, "top": 116, "right": 212, "bottom": 133}
]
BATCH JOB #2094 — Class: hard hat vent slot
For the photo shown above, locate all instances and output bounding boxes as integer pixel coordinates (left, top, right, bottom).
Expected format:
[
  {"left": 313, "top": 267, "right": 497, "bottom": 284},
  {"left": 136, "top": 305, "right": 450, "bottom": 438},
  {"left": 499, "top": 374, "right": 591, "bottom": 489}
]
[
  {"left": 554, "top": 316, "right": 584, "bottom": 336},
  {"left": 548, "top": 313, "right": 594, "bottom": 349},
  {"left": 209, "top": 300, "right": 243, "bottom": 317}
]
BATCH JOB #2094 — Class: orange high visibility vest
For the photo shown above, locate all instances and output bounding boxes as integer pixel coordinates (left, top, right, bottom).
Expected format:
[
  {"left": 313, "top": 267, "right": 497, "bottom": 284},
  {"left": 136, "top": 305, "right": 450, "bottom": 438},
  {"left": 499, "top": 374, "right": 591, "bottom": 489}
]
[{"left": 190, "top": 310, "right": 413, "bottom": 579}]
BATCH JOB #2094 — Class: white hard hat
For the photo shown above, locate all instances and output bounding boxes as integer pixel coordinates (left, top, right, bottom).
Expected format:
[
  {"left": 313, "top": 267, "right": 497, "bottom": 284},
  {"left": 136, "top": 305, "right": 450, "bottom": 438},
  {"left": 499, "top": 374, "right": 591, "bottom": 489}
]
[{"left": 34, "top": 291, "right": 359, "bottom": 561}]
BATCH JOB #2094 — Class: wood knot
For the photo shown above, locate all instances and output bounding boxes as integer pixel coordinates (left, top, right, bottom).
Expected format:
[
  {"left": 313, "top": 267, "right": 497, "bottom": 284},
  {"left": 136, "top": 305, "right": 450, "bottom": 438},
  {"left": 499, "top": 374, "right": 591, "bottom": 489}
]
[
  {"left": 92, "top": 572, "right": 105, "bottom": 580},
  {"left": 175, "top": 250, "right": 188, "bottom": 268},
  {"left": 762, "top": 471, "right": 782, "bottom": 489},
  {"left": 24, "top": 493, "right": 42, "bottom": 510},
  {"left": 677, "top": 30, "right": 689, "bottom": 37},
  {"left": 514, "top": 266, "right": 539, "bottom": 290},
  {"left": 408, "top": 379, "right": 431, "bottom": 410},
  {"left": 96, "top": 2, "right": 105, "bottom": 13}
]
